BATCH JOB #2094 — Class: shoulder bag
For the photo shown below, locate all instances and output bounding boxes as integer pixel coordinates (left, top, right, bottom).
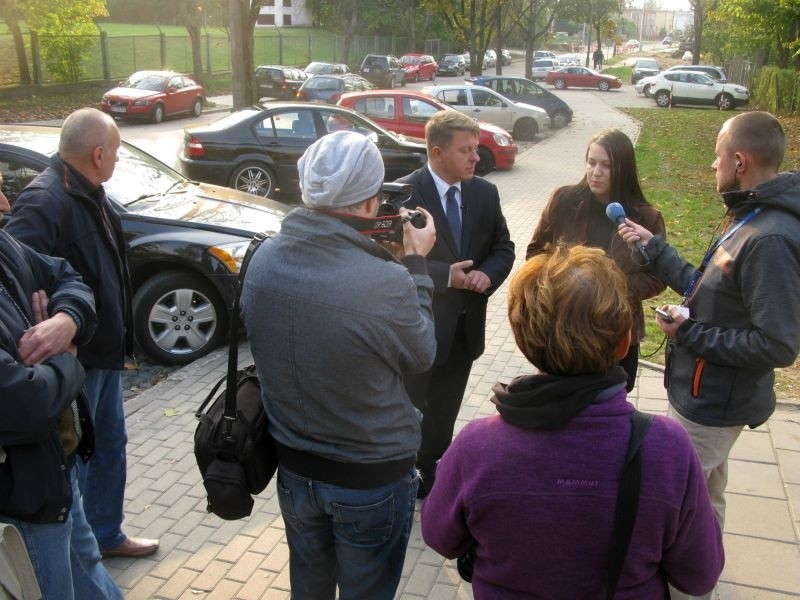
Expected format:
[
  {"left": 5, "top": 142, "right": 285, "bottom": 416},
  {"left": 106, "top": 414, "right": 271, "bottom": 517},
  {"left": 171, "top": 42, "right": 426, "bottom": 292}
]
[{"left": 194, "top": 232, "right": 278, "bottom": 520}]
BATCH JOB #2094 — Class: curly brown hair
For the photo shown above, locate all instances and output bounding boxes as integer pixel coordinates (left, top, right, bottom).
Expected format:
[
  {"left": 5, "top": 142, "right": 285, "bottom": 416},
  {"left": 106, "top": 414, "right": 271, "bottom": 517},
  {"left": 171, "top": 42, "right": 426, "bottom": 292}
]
[{"left": 508, "top": 244, "right": 633, "bottom": 376}]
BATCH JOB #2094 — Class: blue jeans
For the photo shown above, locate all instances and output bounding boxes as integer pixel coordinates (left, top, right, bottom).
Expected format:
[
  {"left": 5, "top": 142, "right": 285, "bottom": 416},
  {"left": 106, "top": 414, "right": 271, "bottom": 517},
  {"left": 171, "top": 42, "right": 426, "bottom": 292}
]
[
  {"left": 276, "top": 465, "right": 418, "bottom": 600},
  {"left": 78, "top": 369, "right": 128, "bottom": 551},
  {"left": 0, "top": 466, "right": 123, "bottom": 599}
]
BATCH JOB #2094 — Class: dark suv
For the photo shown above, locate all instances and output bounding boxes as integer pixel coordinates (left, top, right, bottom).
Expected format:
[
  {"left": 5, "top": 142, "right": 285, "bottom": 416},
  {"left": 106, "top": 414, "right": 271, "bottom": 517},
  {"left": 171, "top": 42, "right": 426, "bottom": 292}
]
[
  {"left": 255, "top": 65, "right": 308, "bottom": 100},
  {"left": 631, "top": 58, "right": 660, "bottom": 83},
  {"left": 359, "top": 54, "right": 407, "bottom": 88}
]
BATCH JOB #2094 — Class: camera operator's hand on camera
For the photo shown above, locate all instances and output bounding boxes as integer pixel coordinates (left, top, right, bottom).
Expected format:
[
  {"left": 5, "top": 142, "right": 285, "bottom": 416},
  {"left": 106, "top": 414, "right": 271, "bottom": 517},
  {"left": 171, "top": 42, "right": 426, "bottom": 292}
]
[{"left": 401, "top": 206, "right": 436, "bottom": 257}]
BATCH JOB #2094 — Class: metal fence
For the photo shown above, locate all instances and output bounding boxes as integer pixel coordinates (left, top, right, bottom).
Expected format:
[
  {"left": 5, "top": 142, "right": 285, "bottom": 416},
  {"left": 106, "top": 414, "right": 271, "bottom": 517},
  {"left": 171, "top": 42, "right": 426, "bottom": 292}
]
[{"left": 0, "top": 30, "right": 418, "bottom": 88}]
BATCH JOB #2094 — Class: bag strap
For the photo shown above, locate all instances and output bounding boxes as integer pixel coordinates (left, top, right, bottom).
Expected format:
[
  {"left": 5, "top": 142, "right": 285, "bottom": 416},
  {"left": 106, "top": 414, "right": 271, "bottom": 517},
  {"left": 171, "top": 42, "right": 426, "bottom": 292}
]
[
  {"left": 222, "top": 231, "right": 271, "bottom": 424},
  {"left": 606, "top": 409, "right": 653, "bottom": 600}
]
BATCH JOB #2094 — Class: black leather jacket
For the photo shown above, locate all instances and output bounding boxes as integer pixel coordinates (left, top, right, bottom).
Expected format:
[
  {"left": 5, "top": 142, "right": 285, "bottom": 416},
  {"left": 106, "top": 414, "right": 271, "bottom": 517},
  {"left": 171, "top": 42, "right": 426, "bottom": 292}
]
[{"left": 0, "top": 229, "right": 97, "bottom": 523}]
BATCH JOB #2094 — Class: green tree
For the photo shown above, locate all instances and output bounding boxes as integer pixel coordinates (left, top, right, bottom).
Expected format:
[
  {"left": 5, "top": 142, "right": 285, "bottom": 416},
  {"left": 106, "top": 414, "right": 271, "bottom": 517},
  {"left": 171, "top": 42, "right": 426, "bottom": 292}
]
[
  {"left": 0, "top": 0, "right": 31, "bottom": 84},
  {"left": 20, "top": 0, "right": 108, "bottom": 82}
]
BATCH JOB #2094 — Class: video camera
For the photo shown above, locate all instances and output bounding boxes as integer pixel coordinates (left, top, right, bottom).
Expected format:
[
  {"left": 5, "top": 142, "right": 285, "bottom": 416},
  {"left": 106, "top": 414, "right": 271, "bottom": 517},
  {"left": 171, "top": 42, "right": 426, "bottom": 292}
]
[{"left": 370, "top": 182, "right": 427, "bottom": 244}]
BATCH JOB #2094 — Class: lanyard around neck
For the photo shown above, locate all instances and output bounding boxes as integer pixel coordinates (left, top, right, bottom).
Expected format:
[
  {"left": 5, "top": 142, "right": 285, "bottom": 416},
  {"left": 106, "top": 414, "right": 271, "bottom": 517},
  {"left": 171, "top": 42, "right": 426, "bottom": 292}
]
[{"left": 682, "top": 207, "right": 762, "bottom": 303}]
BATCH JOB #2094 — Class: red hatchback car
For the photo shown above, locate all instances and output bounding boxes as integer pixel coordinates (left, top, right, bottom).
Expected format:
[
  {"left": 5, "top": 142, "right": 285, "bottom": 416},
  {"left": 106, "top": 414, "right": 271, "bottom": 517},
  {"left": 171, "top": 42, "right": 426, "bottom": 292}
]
[
  {"left": 544, "top": 66, "right": 622, "bottom": 91},
  {"left": 338, "top": 89, "right": 516, "bottom": 175},
  {"left": 400, "top": 54, "right": 438, "bottom": 83},
  {"left": 101, "top": 70, "right": 205, "bottom": 124}
]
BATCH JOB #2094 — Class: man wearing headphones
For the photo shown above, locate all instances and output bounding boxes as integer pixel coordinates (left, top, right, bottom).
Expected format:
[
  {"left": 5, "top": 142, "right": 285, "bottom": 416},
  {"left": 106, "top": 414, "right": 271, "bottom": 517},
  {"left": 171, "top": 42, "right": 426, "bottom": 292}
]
[{"left": 618, "top": 111, "right": 800, "bottom": 599}]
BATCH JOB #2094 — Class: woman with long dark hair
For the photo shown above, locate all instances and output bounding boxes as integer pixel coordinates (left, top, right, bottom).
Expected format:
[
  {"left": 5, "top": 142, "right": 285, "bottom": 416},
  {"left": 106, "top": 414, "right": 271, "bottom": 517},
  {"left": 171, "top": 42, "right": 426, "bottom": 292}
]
[{"left": 526, "top": 128, "right": 666, "bottom": 390}]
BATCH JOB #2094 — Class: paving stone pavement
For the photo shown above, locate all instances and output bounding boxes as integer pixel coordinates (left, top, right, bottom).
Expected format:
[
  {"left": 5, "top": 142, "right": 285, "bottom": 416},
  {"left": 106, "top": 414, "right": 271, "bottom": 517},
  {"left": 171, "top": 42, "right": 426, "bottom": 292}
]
[{"left": 109, "top": 89, "right": 800, "bottom": 599}]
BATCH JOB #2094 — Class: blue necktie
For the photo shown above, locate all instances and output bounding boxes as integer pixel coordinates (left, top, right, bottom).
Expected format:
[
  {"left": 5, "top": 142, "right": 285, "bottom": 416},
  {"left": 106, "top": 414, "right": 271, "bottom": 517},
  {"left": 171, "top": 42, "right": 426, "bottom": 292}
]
[{"left": 446, "top": 186, "right": 461, "bottom": 253}]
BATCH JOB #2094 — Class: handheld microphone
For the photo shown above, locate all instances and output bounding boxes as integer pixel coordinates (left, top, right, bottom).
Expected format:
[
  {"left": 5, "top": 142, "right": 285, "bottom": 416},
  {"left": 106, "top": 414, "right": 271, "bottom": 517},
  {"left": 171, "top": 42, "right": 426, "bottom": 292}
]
[{"left": 606, "top": 202, "right": 649, "bottom": 264}]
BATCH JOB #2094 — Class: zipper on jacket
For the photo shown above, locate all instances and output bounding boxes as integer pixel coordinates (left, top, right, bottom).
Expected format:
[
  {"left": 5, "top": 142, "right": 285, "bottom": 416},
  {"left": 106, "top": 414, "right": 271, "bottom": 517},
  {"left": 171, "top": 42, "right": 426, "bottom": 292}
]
[
  {"left": 664, "top": 342, "right": 672, "bottom": 389},
  {"left": 692, "top": 357, "right": 706, "bottom": 397}
]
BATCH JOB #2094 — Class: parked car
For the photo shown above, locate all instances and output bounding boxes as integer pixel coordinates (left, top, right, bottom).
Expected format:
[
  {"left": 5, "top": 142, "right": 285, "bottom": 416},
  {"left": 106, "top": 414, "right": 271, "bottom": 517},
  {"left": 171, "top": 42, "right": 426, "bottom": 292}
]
[
  {"left": 400, "top": 53, "right": 438, "bottom": 82},
  {"left": 662, "top": 36, "right": 673, "bottom": 46},
  {"left": 421, "top": 84, "right": 549, "bottom": 140},
  {"left": 500, "top": 49, "right": 512, "bottom": 66},
  {"left": 665, "top": 64, "right": 728, "bottom": 82},
  {"left": 254, "top": 65, "right": 308, "bottom": 100},
  {"left": 466, "top": 76, "right": 573, "bottom": 129},
  {"left": 556, "top": 54, "right": 581, "bottom": 66},
  {"left": 437, "top": 53, "right": 466, "bottom": 76},
  {"left": 649, "top": 70, "right": 750, "bottom": 110},
  {"left": 530, "top": 58, "right": 560, "bottom": 81},
  {"left": 295, "top": 74, "right": 374, "bottom": 103},
  {"left": 533, "top": 50, "right": 557, "bottom": 60},
  {"left": 337, "top": 89, "right": 517, "bottom": 175},
  {"left": 636, "top": 64, "right": 728, "bottom": 97},
  {"left": 635, "top": 74, "right": 659, "bottom": 97},
  {"left": 101, "top": 70, "right": 204, "bottom": 124},
  {"left": 545, "top": 66, "right": 622, "bottom": 91},
  {"left": 631, "top": 58, "right": 660, "bottom": 83},
  {"left": 359, "top": 54, "right": 407, "bottom": 88},
  {"left": 304, "top": 61, "right": 350, "bottom": 76},
  {"left": 179, "top": 103, "right": 427, "bottom": 201},
  {"left": 0, "top": 125, "right": 287, "bottom": 365},
  {"left": 483, "top": 49, "right": 497, "bottom": 69},
  {"left": 624, "top": 39, "right": 640, "bottom": 51},
  {"left": 462, "top": 53, "right": 472, "bottom": 70}
]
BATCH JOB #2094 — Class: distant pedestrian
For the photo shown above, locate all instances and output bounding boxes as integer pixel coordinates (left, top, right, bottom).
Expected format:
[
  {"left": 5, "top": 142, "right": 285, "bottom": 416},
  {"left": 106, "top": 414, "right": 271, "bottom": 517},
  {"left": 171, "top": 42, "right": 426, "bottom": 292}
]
[{"left": 593, "top": 47, "right": 604, "bottom": 70}]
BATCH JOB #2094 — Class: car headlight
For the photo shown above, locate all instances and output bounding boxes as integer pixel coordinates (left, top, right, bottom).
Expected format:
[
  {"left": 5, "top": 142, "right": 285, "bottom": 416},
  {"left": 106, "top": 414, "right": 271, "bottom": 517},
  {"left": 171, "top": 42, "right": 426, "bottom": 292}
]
[
  {"left": 133, "top": 99, "right": 151, "bottom": 107},
  {"left": 209, "top": 241, "right": 251, "bottom": 273},
  {"left": 492, "top": 132, "right": 512, "bottom": 146}
]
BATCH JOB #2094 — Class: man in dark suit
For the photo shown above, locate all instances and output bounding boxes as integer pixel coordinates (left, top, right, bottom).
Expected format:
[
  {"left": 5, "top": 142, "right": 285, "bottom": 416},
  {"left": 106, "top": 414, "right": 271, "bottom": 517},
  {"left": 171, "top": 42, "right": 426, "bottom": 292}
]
[{"left": 397, "top": 110, "right": 515, "bottom": 497}]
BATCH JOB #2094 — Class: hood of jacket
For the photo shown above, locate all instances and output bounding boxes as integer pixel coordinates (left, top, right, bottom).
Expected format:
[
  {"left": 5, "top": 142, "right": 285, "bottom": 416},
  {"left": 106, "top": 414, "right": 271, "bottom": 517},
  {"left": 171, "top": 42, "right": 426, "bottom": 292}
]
[
  {"left": 490, "top": 367, "right": 628, "bottom": 430},
  {"left": 722, "top": 171, "right": 800, "bottom": 219}
]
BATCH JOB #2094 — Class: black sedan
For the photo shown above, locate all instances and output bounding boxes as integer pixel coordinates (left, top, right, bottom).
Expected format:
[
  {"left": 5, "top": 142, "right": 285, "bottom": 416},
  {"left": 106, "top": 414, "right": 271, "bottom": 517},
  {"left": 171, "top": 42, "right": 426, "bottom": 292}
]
[
  {"left": 0, "top": 125, "right": 287, "bottom": 365},
  {"left": 466, "top": 76, "right": 574, "bottom": 129},
  {"left": 179, "top": 103, "right": 428, "bottom": 200}
]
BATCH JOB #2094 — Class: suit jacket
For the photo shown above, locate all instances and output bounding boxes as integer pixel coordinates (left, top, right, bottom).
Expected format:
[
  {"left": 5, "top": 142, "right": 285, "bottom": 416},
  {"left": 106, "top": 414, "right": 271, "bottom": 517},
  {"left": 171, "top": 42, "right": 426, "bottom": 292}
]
[{"left": 397, "top": 167, "right": 514, "bottom": 363}]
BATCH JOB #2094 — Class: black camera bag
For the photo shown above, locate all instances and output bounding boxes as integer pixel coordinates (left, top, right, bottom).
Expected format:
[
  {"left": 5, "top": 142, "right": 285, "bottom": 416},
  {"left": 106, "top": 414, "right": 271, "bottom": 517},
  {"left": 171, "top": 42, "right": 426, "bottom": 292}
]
[{"left": 194, "top": 232, "right": 278, "bottom": 520}]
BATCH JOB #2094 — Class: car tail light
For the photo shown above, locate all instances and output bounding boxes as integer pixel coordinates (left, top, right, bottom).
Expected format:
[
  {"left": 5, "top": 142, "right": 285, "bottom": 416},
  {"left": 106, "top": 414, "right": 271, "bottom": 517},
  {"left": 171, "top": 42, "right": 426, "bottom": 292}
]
[
  {"left": 186, "top": 136, "right": 205, "bottom": 158},
  {"left": 296, "top": 89, "right": 306, "bottom": 100}
]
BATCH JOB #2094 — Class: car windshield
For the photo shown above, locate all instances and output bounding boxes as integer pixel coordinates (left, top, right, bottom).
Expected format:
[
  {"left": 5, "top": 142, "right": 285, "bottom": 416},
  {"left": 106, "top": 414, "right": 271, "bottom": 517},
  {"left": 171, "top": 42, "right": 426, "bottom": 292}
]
[
  {"left": 637, "top": 60, "right": 658, "bottom": 69},
  {"left": 401, "top": 56, "right": 420, "bottom": 65},
  {"left": 305, "top": 77, "right": 340, "bottom": 91},
  {"left": 122, "top": 73, "right": 168, "bottom": 91},
  {"left": 105, "top": 142, "right": 188, "bottom": 208},
  {"left": 305, "top": 63, "right": 331, "bottom": 74},
  {"left": 440, "top": 56, "right": 458, "bottom": 64}
]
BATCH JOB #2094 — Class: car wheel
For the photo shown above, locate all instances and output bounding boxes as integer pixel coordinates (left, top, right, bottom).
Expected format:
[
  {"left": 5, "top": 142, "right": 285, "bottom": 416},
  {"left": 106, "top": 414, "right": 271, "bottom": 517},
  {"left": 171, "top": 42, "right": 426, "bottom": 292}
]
[
  {"left": 554, "top": 78, "right": 566, "bottom": 90},
  {"left": 192, "top": 98, "right": 203, "bottom": 117},
  {"left": 550, "top": 110, "right": 570, "bottom": 129},
  {"left": 718, "top": 93, "right": 734, "bottom": 110},
  {"left": 230, "top": 162, "right": 276, "bottom": 197},
  {"left": 655, "top": 90, "right": 671, "bottom": 107},
  {"left": 644, "top": 86, "right": 652, "bottom": 98},
  {"left": 598, "top": 80, "right": 610, "bottom": 92},
  {"left": 151, "top": 103, "right": 165, "bottom": 124},
  {"left": 475, "top": 146, "right": 495, "bottom": 175},
  {"left": 513, "top": 118, "right": 538, "bottom": 140},
  {"left": 133, "top": 270, "right": 227, "bottom": 365}
]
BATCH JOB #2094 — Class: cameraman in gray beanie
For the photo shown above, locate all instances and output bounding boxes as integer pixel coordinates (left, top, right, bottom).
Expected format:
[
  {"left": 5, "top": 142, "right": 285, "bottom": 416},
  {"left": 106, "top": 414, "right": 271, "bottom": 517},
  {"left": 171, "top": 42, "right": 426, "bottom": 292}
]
[{"left": 242, "top": 130, "right": 437, "bottom": 599}]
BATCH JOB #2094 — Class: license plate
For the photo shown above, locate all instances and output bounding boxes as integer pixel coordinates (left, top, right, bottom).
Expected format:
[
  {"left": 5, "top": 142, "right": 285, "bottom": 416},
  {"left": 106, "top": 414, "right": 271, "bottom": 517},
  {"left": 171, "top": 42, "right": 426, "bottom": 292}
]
[{"left": 110, "top": 106, "right": 127, "bottom": 113}]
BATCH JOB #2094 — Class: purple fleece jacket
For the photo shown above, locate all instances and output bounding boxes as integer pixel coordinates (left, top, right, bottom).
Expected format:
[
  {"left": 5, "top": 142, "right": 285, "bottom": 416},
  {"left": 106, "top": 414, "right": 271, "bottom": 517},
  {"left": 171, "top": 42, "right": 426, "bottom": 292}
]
[{"left": 420, "top": 387, "right": 723, "bottom": 599}]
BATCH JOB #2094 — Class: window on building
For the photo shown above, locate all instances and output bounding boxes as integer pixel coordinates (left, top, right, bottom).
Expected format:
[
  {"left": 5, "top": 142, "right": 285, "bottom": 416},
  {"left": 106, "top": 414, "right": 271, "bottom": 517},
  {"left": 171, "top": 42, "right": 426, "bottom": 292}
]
[
  {"left": 284, "top": 15, "right": 292, "bottom": 25},
  {"left": 257, "top": 13, "right": 275, "bottom": 25}
]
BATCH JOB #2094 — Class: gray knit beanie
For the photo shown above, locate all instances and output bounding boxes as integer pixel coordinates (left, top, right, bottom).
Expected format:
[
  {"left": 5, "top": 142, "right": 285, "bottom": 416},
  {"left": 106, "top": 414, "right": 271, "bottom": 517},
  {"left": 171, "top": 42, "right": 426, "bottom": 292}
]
[{"left": 298, "top": 130, "right": 385, "bottom": 209}]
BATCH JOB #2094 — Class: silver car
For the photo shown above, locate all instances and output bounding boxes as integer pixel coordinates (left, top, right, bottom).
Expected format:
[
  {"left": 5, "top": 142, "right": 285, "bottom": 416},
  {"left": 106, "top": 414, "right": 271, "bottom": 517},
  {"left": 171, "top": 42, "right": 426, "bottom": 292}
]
[{"left": 421, "top": 84, "right": 549, "bottom": 140}]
